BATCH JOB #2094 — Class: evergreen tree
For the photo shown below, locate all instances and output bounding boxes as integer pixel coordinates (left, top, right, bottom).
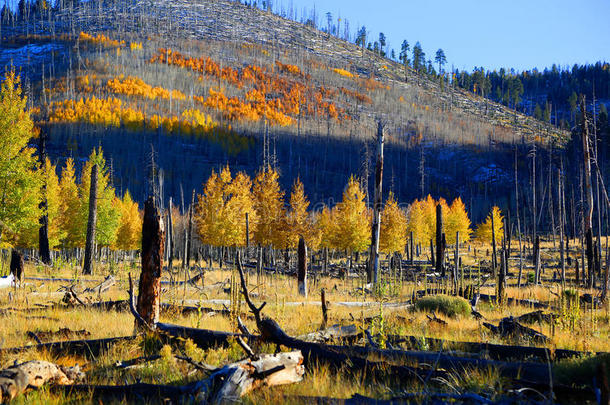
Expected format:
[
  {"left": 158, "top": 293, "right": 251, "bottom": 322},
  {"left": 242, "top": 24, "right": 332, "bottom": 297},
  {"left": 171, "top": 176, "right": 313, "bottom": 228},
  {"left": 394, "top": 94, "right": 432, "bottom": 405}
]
[
  {"left": 412, "top": 42, "right": 425, "bottom": 73},
  {"left": 399, "top": 40, "right": 410, "bottom": 67},
  {"left": 434, "top": 49, "right": 446, "bottom": 75}
]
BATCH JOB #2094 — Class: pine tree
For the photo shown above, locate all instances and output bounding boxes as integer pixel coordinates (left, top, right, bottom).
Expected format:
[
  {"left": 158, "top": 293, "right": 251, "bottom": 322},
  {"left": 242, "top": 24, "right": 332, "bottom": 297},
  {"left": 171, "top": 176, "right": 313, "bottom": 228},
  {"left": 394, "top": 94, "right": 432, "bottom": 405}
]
[
  {"left": 475, "top": 206, "right": 504, "bottom": 244},
  {"left": 252, "top": 165, "right": 286, "bottom": 248},
  {"left": 0, "top": 70, "right": 43, "bottom": 247},
  {"left": 333, "top": 176, "right": 370, "bottom": 253},
  {"left": 435, "top": 49, "right": 446, "bottom": 75},
  {"left": 379, "top": 192, "right": 407, "bottom": 254},
  {"left": 445, "top": 197, "right": 471, "bottom": 244}
]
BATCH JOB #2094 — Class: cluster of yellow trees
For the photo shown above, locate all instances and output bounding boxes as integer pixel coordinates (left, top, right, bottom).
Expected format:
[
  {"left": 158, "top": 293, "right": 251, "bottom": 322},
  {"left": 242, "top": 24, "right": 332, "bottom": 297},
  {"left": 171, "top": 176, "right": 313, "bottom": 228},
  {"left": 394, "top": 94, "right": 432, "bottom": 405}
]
[
  {"left": 14, "top": 148, "right": 142, "bottom": 251},
  {"left": 194, "top": 165, "right": 499, "bottom": 255}
]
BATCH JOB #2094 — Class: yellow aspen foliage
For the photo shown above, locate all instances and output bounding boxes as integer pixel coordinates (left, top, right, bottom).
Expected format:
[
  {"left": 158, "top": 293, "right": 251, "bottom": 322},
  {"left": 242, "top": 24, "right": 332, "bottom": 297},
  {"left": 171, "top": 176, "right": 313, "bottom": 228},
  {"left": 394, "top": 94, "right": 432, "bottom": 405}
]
[
  {"left": 286, "top": 178, "right": 313, "bottom": 248},
  {"left": 333, "top": 68, "right": 354, "bottom": 78},
  {"left": 314, "top": 205, "right": 335, "bottom": 250},
  {"left": 252, "top": 165, "right": 286, "bottom": 248},
  {"left": 57, "top": 158, "right": 81, "bottom": 248},
  {"left": 445, "top": 197, "right": 472, "bottom": 244},
  {"left": 379, "top": 192, "right": 407, "bottom": 254},
  {"left": 78, "top": 148, "right": 121, "bottom": 247},
  {"left": 106, "top": 76, "right": 186, "bottom": 101},
  {"left": 114, "top": 191, "right": 142, "bottom": 251},
  {"left": 0, "top": 70, "right": 43, "bottom": 247},
  {"left": 16, "top": 159, "right": 64, "bottom": 249},
  {"left": 475, "top": 206, "right": 504, "bottom": 245},
  {"left": 225, "top": 170, "right": 256, "bottom": 247},
  {"left": 79, "top": 32, "right": 125, "bottom": 47},
  {"left": 407, "top": 195, "right": 449, "bottom": 246},
  {"left": 333, "top": 176, "right": 370, "bottom": 253},
  {"left": 195, "top": 166, "right": 233, "bottom": 247},
  {"left": 406, "top": 199, "right": 427, "bottom": 246}
]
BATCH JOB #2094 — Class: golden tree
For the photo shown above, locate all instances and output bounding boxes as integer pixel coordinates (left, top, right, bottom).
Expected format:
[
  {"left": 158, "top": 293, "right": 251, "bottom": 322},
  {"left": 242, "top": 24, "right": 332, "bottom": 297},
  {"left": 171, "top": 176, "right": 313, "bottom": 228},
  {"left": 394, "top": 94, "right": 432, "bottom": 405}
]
[
  {"left": 225, "top": 170, "right": 256, "bottom": 246},
  {"left": 252, "top": 165, "right": 286, "bottom": 248},
  {"left": 0, "top": 70, "right": 43, "bottom": 246},
  {"left": 114, "top": 191, "right": 142, "bottom": 250},
  {"left": 16, "top": 159, "right": 64, "bottom": 249},
  {"left": 286, "top": 178, "right": 313, "bottom": 248},
  {"left": 445, "top": 197, "right": 471, "bottom": 244},
  {"left": 475, "top": 206, "right": 504, "bottom": 245},
  {"left": 314, "top": 205, "right": 335, "bottom": 250},
  {"left": 58, "top": 158, "right": 81, "bottom": 248},
  {"left": 195, "top": 166, "right": 233, "bottom": 247},
  {"left": 379, "top": 192, "right": 407, "bottom": 254},
  {"left": 333, "top": 176, "right": 370, "bottom": 253},
  {"left": 78, "top": 148, "right": 121, "bottom": 247}
]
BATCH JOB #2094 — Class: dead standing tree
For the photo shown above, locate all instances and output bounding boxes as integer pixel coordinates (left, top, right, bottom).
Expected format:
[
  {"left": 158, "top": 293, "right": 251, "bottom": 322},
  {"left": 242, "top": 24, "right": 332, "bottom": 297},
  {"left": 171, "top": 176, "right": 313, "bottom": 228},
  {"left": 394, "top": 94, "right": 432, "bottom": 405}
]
[
  {"left": 367, "top": 121, "right": 384, "bottom": 284},
  {"left": 136, "top": 197, "right": 165, "bottom": 328},
  {"left": 297, "top": 236, "right": 307, "bottom": 297},
  {"left": 436, "top": 203, "right": 445, "bottom": 277},
  {"left": 581, "top": 95, "right": 596, "bottom": 288},
  {"left": 38, "top": 127, "right": 51, "bottom": 265},
  {"left": 82, "top": 164, "right": 98, "bottom": 275}
]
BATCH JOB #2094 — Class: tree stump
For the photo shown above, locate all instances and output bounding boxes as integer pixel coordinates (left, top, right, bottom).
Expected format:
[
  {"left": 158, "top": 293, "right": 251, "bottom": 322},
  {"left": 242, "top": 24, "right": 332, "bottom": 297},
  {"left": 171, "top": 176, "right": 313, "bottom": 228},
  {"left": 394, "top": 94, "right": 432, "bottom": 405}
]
[
  {"left": 136, "top": 197, "right": 165, "bottom": 328},
  {"left": 10, "top": 249, "right": 24, "bottom": 282}
]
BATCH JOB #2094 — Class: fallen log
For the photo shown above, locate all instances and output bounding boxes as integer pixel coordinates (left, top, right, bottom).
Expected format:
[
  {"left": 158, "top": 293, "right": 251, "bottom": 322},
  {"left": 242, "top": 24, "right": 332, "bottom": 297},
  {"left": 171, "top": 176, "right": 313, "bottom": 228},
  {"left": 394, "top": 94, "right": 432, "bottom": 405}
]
[
  {"left": 84, "top": 275, "right": 115, "bottom": 295},
  {"left": 0, "top": 335, "right": 137, "bottom": 357},
  {"left": 0, "top": 361, "right": 84, "bottom": 402},
  {"left": 483, "top": 317, "right": 549, "bottom": 344},
  {"left": 515, "top": 310, "right": 556, "bottom": 325},
  {"left": 297, "top": 324, "right": 359, "bottom": 343},
  {"left": 156, "top": 323, "right": 253, "bottom": 350},
  {"left": 27, "top": 328, "right": 91, "bottom": 342},
  {"left": 57, "top": 351, "right": 304, "bottom": 403}
]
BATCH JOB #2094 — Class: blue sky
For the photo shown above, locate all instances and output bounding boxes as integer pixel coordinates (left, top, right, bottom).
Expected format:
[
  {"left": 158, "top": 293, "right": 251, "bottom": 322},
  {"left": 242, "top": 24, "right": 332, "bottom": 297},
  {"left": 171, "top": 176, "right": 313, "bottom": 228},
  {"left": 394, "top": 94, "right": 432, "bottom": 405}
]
[{"left": 280, "top": 0, "right": 610, "bottom": 72}]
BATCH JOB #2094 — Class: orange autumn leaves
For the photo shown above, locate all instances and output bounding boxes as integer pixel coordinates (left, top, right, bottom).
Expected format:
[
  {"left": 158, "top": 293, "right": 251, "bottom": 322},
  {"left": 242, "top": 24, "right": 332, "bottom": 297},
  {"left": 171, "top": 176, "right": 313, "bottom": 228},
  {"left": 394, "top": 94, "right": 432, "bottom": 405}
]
[{"left": 150, "top": 48, "right": 353, "bottom": 126}]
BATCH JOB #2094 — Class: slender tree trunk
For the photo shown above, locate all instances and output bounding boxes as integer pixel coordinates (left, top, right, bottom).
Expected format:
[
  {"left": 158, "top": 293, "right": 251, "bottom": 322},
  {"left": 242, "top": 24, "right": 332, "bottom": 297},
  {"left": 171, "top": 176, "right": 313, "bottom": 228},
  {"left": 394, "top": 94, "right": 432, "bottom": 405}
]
[
  {"left": 409, "top": 231, "right": 414, "bottom": 265},
  {"left": 491, "top": 208, "right": 497, "bottom": 278},
  {"left": 185, "top": 190, "right": 195, "bottom": 269},
  {"left": 38, "top": 129, "right": 51, "bottom": 265},
  {"left": 581, "top": 95, "right": 595, "bottom": 288},
  {"left": 454, "top": 231, "right": 459, "bottom": 294},
  {"left": 137, "top": 197, "right": 165, "bottom": 328},
  {"left": 83, "top": 164, "right": 98, "bottom": 275},
  {"left": 534, "top": 235, "right": 541, "bottom": 284},
  {"left": 167, "top": 197, "right": 174, "bottom": 271},
  {"left": 558, "top": 168, "right": 565, "bottom": 284},
  {"left": 367, "top": 122, "right": 384, "bottom": 284},
  {"left": 297, "top": 237, "right": 307, "bottom": 297}
]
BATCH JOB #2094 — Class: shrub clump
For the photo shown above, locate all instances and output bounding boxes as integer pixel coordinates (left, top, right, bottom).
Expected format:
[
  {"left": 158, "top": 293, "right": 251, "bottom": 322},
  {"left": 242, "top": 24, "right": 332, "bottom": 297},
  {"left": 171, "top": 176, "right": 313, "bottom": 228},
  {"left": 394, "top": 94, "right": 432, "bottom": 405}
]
[{"left": 415, "top": 295, "right": 471, "bottom": 318}]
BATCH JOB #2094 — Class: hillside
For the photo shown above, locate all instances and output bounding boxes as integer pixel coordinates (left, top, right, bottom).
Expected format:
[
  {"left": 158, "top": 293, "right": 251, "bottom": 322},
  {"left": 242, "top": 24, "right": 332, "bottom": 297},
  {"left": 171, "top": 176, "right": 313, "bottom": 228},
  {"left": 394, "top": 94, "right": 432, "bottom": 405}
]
[{"left": 0, "top": 0, "right": 567, "bottom": 220}]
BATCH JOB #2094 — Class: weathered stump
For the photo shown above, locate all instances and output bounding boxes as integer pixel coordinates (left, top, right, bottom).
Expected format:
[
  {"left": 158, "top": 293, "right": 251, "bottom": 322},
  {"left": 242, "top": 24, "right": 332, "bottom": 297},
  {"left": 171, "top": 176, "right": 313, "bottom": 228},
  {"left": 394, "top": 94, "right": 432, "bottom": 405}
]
[
  {"left": 136, "top": 197, "right": 165, "bottom": 328},
  {"left": 297, "top": 237, "right": 307, "bottom": 297}
]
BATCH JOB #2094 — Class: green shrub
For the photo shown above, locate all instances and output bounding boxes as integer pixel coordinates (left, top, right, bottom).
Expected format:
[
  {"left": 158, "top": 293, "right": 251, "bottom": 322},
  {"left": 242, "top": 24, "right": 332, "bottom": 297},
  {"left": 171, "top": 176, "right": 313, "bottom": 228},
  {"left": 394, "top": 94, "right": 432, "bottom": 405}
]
[
  {"left": 415, "top": 295, "right": 471, "bottom": 318},
  {"left": 527, "top": 272, "right": 535, "bottom": 284}
]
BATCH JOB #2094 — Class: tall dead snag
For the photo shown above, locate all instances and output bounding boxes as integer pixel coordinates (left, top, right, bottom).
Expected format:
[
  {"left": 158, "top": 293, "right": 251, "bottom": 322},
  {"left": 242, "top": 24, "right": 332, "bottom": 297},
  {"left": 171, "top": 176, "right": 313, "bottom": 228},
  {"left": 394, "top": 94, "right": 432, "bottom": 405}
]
[
  {"left": 297, "top": 236, "right": 307, "bottom": 297},
  {"left": 534, "top": 236, "right": 541, "bottom": 284},
  {"left": 167, "top": 197, "right": 174, "bottom": 271},
  {"left": 409, "top": 231, "right": 414, "bottom": 265},
  {"left": 82, "top": 164, "right": 98, "bottom": 275},
  {"left": 558, "top": 167, "right": 566, "bottom": 284},
  {"left": 320, "top": 288, "right": 328, "bottom": 330},
  {"left": 10, "top": 249, "right": 24, "bottom": 282},
  {"left": 454, "top": 231, "right": 460, "bottom": 293},
  {"left": 137, "top": 197, "right": 165, "bottom": 328},
  {"left": 38, "top": 128, "right": 51, "bottom": 265},
  {"left": 367, "top": 121, "right": 384, "bottom": 284},
  {"left": 184, "top": 190, "right": 195, "bottom": 269},
  {"left": 436, "top": 203, "right": 445, "bottom": 277},
  {"left": 581, "top": 95, "right": 595, "bottom": 288}
]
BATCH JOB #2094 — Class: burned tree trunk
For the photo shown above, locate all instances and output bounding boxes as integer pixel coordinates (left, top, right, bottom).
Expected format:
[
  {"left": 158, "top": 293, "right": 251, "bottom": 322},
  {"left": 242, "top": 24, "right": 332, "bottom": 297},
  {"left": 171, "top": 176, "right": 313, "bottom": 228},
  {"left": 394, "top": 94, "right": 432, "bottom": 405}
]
[
  {"left": 436, "top": 203, "right": 445, "bottom": 277},
  {"left": 297, "top": 237, "right": 307, "bottom": 297},
  {"left": 367, "top": 122, "right": 384, "bottom": 284},
  {"left": 185, "top": 190, "right": 195, "bottom": 269},
  {"left": 534, "top": 235, "right": 541, "bottom": 284},
  {"left": 10, "top": 249, "right": 24, "bottom": 282},
  {"left": 137, "top": 197, "right": 165, "bottom": 328},
  {"left": 409, "top": 231, "right": 414, "bottom": 265},
  {"left": 82, "top": 164, "right": 98, "bottom": 275},
  {"left": 491, "top": 207, "right": 497, "bottom": 278},
  {"left": 167, "top": 197, "right": 174, "bottom": 271},
  {"left": 581, "top": 95, "right": 595, "bottom": 288},
  {"left": 38, "top": 128, "right": 51, "bottom": 265},
  {"left": 558, "top": 167, "right": 566, "bottom": 284}
]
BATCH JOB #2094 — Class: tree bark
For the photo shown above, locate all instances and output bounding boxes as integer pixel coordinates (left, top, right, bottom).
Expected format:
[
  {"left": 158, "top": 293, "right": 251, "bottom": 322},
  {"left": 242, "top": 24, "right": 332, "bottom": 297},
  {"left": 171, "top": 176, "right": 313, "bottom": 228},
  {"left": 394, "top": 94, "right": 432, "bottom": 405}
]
[
  {"left": 297, "top": 236, "right": 307, "bottom": 297},
  {"left": 491, "top": 207, "right": 497, "bottom": 278},
  {"left": 10, "top": 249, "right": 24, "bottom": 282},
  {"left": 82, "top": 164, "right": 98, "bottom": 275},
  {"left": 38, "top": 128, "right": 51, "bottom": 265},
  {"left": 581, "top": 95, "right": 595, "bottom": 288},
  {"left": 367, "top": 122, "right": 384, "bottom": 284},
  {"left": 137, "top": 197, "right": 165, "bottom": 328}
]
